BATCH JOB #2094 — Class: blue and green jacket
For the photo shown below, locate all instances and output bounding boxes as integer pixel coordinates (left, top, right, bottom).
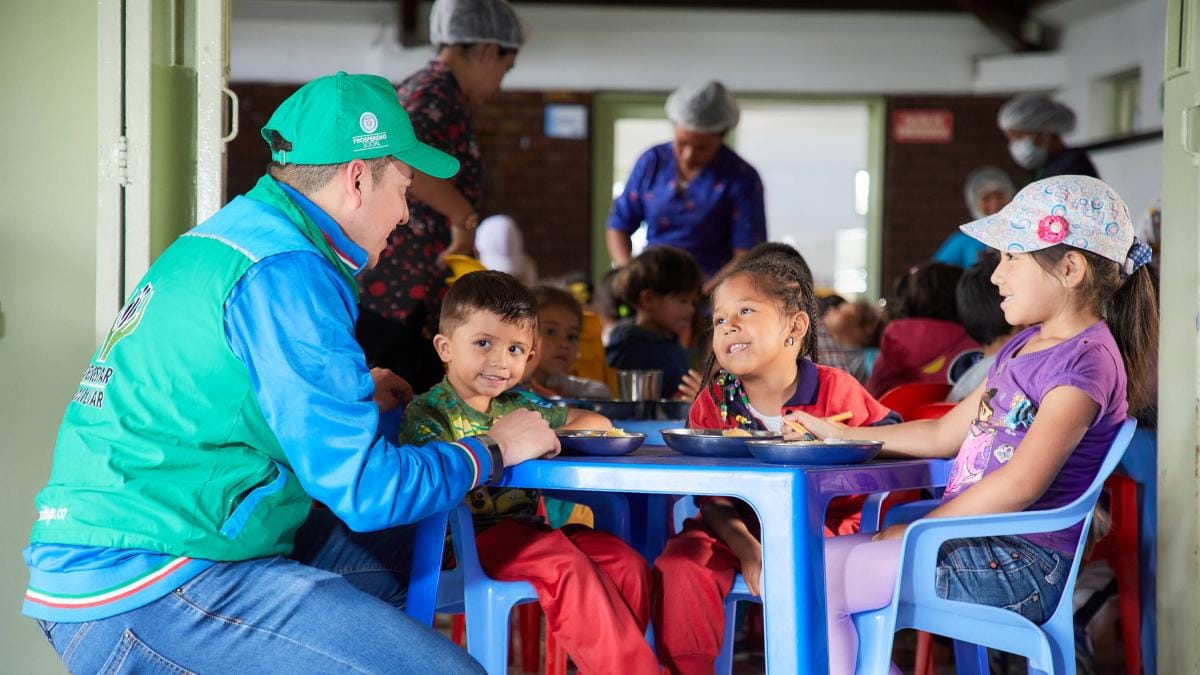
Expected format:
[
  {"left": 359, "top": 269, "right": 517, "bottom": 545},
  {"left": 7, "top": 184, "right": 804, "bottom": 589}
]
[{"left": 23, "top": 177, "right": 492, "bottom": 622}]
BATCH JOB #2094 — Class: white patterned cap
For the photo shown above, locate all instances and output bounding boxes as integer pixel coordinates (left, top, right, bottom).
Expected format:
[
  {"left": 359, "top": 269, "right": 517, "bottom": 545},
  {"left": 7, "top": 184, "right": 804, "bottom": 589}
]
[{"left": 959, "top": 175, "right": 1134, "bottom": 264}]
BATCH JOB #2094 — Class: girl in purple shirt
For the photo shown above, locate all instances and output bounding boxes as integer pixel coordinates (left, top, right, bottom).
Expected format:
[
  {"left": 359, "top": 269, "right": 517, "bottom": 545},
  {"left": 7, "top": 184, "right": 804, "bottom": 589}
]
[{"left": 789, "top": 175, "right": 1158, "bottom": 674}]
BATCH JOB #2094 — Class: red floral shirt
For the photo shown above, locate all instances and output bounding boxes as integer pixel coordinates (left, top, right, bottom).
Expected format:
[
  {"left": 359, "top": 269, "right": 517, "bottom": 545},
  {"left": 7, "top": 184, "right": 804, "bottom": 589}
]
[{"left": 359, "top": 60, "right": 483, "bottom": 323}]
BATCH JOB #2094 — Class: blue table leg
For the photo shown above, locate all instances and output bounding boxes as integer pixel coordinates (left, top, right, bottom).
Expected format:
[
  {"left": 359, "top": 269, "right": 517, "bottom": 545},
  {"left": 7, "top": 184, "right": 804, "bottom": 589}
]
[{"left": 753, "top": 474, "right": 813, "bottom": 673}]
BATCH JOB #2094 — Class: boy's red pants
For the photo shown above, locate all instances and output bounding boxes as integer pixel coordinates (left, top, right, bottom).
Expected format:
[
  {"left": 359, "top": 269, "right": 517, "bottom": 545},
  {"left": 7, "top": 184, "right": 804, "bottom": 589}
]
[
  {"left": 476, "top": 519, "right": 660, "bottom": 675},
  {"left": 651, "top": 492, "right": 919, "bottom": 674}
]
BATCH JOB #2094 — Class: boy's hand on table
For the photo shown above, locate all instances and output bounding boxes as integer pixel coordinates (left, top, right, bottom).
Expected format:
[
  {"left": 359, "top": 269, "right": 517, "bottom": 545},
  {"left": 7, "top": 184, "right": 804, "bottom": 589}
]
[
  {"left": 490, "top": 409, "right": 562, "bottom": 465},
  {"left": 370, "top": 368, "right": 413, "bottom": 412}
]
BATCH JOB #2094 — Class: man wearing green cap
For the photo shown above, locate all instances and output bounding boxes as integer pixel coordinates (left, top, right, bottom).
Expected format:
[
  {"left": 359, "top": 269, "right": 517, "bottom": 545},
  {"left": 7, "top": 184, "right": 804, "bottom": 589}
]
[{"left": 22, "top": 72, "right": 558, "bottom": 672}]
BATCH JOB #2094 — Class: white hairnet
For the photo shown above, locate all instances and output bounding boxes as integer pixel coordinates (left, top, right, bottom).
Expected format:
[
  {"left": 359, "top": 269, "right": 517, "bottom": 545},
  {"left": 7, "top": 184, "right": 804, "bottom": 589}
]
[
  {"left": 429, "top": 0, "right": 524, "bottom": 50},
  {"left": 963, "top": 166, "right": 1015, "bottom": 219},
  {"left": 476, "top": 215, "right": 537, "bottom": 285},
  {"left": 664, "top": 80, "right": 740, "bottom": 134},
  {"left": 997, "top": 93, "right": 1076, "bottom": 135}
]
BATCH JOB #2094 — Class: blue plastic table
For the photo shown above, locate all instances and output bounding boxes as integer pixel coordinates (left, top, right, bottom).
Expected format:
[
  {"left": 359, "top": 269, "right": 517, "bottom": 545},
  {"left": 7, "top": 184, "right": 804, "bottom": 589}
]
[{"left": 498, "top": 445, "right": 950, "bottom": 673}]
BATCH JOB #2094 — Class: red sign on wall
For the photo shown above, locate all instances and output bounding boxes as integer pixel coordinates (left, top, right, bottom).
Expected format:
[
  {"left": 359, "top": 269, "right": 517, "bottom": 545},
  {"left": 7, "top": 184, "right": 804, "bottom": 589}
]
[{"left": 892, "top": 109, "right": 954, "bottom": 143}]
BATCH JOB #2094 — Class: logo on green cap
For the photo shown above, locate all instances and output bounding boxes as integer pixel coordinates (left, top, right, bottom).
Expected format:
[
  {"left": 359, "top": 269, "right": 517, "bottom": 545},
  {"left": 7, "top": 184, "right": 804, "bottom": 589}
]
[
  {"left": 353, "top": 110, "right": 388, "bottom": 153},
  {"left": 359, "top": 112, "right": 379, "bottom": 134}
]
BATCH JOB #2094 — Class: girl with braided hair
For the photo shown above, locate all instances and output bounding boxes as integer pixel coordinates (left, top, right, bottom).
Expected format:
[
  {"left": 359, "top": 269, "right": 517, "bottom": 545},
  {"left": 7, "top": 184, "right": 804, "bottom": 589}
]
[{"left": 650, "top": 243, "right": 899, "bottom": 675}]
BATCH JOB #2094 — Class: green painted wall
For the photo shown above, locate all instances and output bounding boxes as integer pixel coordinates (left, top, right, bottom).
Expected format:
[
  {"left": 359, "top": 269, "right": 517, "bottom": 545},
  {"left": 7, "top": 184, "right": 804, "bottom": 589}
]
[{"left": 0, "top": 1, "right": 100, "bottom": 672}]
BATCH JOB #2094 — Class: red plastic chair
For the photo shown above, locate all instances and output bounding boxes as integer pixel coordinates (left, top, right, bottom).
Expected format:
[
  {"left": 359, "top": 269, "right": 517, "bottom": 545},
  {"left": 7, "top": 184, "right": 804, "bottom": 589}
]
[
  {"left": 912, "top": 402, "right": 957, "bottom": 420},
  {"left": 878, "top": 383, "right": 952, "bottom": 421},
  {"left": 1083, "top": 474, "right": 1141, "bottom": 675}
]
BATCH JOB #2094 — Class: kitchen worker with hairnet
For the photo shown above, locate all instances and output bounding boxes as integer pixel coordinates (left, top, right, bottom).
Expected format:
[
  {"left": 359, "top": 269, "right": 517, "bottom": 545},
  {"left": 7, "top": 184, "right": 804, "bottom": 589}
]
[
  {"left": 998, "top": 93, "right": 1099, "bottom": 180},
  {"left": 933, "top": 165, "right": 1016, "bottom": 268},
  {"left": 357, "top": 0, "right": 525, "bottom": 393},
  {"left": 606, "top": 80, "right": 766, "bottom": 288}
]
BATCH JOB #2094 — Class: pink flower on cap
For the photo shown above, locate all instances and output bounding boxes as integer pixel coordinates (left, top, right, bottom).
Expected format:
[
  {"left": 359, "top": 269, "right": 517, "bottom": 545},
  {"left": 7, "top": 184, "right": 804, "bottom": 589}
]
[{"left": 1037, "top": 215, "right": 1069, "bottom": 244}]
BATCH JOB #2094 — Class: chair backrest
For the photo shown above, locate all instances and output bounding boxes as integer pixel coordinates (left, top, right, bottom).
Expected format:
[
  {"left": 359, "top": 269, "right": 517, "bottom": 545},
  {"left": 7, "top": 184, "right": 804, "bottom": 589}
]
[
  {"left": 1053, "top": 418, "right": 1139, "bottom": 603},
  {"left": 878, "top": 382, "right": 953, "bottom": 420},
  {"left": 912, "top": 402, "right": 956, "bottom": 420}
]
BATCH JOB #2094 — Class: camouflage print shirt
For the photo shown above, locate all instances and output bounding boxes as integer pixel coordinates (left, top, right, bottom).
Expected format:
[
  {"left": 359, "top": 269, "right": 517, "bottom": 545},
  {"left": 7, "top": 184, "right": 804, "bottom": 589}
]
[{"left": 401, "top": 378, "right": 568, "bottom": 532}]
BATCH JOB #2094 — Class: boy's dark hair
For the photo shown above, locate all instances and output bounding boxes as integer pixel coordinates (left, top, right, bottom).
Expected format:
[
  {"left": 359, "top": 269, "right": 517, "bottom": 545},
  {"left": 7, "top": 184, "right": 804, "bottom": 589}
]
[
  {"left": 955, "top": 252, "right": 1009, "bottom": 345},
  {"left": 890, "top": 262, "right": 964, "bottom": 322},
  {"left": 613, "top": 246, "right": 703, "bottom": 307},
  {"left": 532, "top": 284, "right": 583, "bottom": 323},
  {"left": 439, "top": 271, "right": 538, "bottom": 335},
  {"left": 818, "top": 293, "right": 847, "bottom": 317}
]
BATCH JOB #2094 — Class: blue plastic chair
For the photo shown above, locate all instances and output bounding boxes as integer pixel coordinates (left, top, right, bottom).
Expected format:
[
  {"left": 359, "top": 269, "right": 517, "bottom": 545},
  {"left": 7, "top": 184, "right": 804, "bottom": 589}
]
[
  {"left": 851, "top": 418, "right": 1138, "bottom": 675},
  {"left": 422, "top": 497, "right": 632, "bottom": 675}
]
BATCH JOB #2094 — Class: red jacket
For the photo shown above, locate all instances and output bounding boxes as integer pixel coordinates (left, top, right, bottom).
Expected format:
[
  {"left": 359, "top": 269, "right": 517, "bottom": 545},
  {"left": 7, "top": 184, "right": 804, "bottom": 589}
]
[
  {"left": 866, "top": 318, "right": 980, "bottom": 398},
  {"left": 687, "top": 360, "right": 900, "bottom": 536}
]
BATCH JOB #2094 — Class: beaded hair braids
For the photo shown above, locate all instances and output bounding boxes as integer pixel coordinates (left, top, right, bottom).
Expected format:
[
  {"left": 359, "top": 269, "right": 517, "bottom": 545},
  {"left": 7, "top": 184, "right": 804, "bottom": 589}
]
[{"left": 692, "top": 244, "right": 821, "bottom": 408}]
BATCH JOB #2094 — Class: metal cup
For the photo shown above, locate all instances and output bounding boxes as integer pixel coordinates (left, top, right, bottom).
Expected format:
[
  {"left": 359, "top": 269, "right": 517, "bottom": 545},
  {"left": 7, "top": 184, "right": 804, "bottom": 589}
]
[{"left": 616, "top": 369, "right": 663, "bottom": 402}]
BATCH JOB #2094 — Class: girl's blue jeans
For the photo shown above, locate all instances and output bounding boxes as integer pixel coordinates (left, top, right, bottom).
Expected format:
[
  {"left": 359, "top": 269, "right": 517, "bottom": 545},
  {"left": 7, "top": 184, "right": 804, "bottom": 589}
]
[
  {"left": 33, "top": 508, "right": 483, "bottom": 674},
  {"left": 937, "top": 535, "right": 1073, "bottom": 624}
]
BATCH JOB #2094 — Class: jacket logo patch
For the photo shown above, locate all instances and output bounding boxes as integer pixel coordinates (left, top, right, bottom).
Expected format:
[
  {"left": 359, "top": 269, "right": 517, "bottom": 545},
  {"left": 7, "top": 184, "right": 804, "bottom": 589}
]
[
  {"left": 38, "top": 507, "right": 68, "bottom": 523},
  {"left": 98, "top": 283, "right": 154, "bottom": 362}
]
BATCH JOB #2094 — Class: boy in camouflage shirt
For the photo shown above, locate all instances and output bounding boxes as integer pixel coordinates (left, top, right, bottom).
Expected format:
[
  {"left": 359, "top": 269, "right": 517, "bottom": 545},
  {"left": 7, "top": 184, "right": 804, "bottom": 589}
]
[{"left": 400, "top": 271, "right": 659, "bottom": 673}]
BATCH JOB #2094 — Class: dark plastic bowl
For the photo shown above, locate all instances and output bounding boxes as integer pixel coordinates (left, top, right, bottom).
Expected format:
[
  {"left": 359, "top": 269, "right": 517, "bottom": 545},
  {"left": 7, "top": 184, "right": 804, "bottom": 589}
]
[
  {"left": 555, "top": 431, "right": 647, "bottom": 456},
  {"left": 553, "top": 398, "right": 649, "bottom": 420},
  {"left": 661, "top": 428, "right": 782, "bottom": 458},
  {"left": 655, "top": 399, "right": 692, "bottom": 420},
  {"left": 746, "top": 439, "right": 883, "bottom": 465}
]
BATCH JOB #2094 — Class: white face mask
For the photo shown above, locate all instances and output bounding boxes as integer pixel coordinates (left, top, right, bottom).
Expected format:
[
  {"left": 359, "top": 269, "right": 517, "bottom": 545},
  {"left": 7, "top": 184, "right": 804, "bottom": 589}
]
[{"left": 1008, "top": 137, "right": 1048, "bottom": 169}]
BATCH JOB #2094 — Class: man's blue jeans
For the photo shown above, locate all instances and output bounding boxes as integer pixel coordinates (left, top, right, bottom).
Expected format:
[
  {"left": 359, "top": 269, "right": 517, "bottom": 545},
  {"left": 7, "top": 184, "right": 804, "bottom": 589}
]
[{"left": 34, "top": 508, "right": 483, "bottom": 674}]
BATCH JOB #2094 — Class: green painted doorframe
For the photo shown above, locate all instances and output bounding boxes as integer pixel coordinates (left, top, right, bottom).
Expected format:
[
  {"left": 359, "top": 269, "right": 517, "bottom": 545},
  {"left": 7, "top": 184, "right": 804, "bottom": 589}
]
[
  {"left": 1158, "top": 0, "right": 1200, "bottom": 671},
  {"left": 590, "top": 93, "right": 886, "bottom": 298}
]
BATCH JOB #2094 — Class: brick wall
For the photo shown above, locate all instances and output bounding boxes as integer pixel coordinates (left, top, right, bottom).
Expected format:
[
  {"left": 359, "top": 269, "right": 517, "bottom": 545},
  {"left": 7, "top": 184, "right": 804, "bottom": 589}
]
[
  {"left": 473, "top": 91, "right": 593, "bottom": 281},
  {"left": 880, "top": 95, "right": 1025, "bottom": 299},
  {"left": 227, "top": 83, "right": 592, "bottom": 280}
]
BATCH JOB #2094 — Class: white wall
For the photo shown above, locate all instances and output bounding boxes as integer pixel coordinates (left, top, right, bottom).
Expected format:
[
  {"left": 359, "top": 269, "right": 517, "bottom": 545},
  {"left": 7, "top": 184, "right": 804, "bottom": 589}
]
[
  {"left": 232, "top": 1, "right": 1009, "bottom": 92},
  {"left": 973, "top": 0, "right": 1166, "bottom": 215}
]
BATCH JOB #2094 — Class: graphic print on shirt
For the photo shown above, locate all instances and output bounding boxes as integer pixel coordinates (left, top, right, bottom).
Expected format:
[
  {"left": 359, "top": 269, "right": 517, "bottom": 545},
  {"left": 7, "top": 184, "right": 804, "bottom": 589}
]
[{"left": 946, "top": 388, "right": 998, "bottom": 494}]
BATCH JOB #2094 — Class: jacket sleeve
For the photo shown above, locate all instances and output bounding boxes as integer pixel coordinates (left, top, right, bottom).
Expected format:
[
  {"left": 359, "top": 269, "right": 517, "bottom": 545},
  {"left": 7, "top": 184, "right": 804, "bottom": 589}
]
[{"left": 224, "top": 252, "right": 491, "bottom": 532}]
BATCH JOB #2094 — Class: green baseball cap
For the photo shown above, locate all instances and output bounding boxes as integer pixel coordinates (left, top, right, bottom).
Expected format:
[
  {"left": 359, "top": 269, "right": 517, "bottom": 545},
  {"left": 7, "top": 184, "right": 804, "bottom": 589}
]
[{"left": 260, "top": 71, "right": 460, "bottom": 179}]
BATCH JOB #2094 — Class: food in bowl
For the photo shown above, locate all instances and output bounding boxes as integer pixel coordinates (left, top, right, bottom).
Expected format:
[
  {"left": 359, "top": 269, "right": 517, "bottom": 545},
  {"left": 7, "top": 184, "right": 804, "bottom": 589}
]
[{"left": 721, "top": 428, "right": 752, "bottom": 437}]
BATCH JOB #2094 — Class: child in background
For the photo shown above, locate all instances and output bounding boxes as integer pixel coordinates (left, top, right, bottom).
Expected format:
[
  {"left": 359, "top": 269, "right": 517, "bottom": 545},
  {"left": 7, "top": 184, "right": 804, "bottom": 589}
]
[
  {"left": 652, "top": 243, "right": 899, "bottom": 675},
  {"left": 866, "top": 262, "right": 980, "bottom": 397},
  {"left": 607, "top": 246, "right": 703, "bottom": 398},
  {"left": 824, "top": 298, "right": 884, "bottom": 384},
  {"left": 592, "top": 268, "right": 625, "bottom": 345},
  {"left": 947, "top": 251, "right": 1022, "bottom": 402},
  {"left": 529, "top": 285, "right": 612, "bottom": 399},
  {"left": 400, "top": 271, "right": 660, "bottom": 674},
  {"left": 789, "top": 175, "right": 1157, "bottom": 674}
]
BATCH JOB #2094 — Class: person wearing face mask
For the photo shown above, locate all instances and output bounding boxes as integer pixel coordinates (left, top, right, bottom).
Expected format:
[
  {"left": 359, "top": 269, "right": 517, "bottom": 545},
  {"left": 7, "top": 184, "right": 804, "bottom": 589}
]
[
  {"left": 358, "top": 0, "right": 523, "bottom": 394},
  {"left": 998, "top": 93, "right": 1099, "bottom": 180},
  {"left": 606, "top": 81, "right": 767, "bottom": 291},
  {"left": 933, "top": 165, "right": 1015, "bottom": 268}
]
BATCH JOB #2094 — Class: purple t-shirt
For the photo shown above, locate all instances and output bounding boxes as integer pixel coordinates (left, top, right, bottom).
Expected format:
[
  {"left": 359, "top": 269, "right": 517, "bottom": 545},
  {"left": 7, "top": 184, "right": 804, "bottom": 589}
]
[{"left": 941, "top": 321, "right": 1127, "bottom": 553}]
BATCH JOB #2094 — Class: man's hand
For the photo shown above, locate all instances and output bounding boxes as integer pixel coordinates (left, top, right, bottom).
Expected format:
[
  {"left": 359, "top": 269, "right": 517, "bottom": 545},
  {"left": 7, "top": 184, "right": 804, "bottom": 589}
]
[
  {"left": 488, "top": 409, "right": 561, "bottom": 466},
  {"left": 370, "top": 368, "right": 413, "bottom": 412}
]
